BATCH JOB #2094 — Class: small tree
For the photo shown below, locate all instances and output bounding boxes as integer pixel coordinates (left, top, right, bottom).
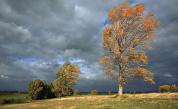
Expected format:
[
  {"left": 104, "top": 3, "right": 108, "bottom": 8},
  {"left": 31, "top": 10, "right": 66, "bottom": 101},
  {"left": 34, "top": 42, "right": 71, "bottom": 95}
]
[
  {"left": 90, "top": 89, "right": 98, "bottom": 95},
  {"left": 51, "top": 79, "right": 73, "bottom": 97},
  {"left": 99, "top": 2, "right": 159, "bottom": 96},
  {"left": 108, "top": 90, "right": 113, "bottom": 95},
  {"left": 73, "top": 89, "right": 80, "bottom": 95},
  {"left": 159, "top": 85, "right": 170, "bottom": 92},
  {"left": 159, "top": 84, "right": 178, "bottom": 92},
  {"left": 28, "top": 80, "right": 45, "bottom": 100},
  {"left": 52, "top": 62, "right": 80, "bottom": 97},
  {"left": 51, "top": 79, "right": 63, "bottom": 97}
]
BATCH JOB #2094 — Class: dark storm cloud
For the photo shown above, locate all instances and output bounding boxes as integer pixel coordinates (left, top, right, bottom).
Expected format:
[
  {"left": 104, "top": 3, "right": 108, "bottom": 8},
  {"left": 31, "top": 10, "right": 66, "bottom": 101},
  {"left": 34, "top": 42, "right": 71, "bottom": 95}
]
[
  {"left": 144, "top": 0, "right": 178, "bottom": 84},
  {"left": 0, "top": 0, "right": 178, "bottom": 91}
]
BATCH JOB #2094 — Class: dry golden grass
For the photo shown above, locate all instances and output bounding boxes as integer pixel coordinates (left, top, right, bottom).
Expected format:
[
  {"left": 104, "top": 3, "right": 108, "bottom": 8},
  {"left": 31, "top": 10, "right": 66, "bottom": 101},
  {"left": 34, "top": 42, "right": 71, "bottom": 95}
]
[
  {"left": 125, "top": 92, "right": 178, "bottom": 99},
  {"left": 0, "top": 93, "right": 178, "bottom": 109}
]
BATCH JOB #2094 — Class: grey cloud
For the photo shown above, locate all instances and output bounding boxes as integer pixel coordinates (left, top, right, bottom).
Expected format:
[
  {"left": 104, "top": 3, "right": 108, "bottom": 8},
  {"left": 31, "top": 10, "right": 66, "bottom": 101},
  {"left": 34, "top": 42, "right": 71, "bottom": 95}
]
[{"left": 0, "top": 0, "right": 178, "bottom": 92}]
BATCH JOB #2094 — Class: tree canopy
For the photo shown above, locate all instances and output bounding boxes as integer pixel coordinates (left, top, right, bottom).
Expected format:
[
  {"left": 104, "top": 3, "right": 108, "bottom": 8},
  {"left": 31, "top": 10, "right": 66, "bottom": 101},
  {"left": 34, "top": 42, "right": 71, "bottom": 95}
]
[{"left": 28, "top": 80, "right": 45, "bottom": 100}]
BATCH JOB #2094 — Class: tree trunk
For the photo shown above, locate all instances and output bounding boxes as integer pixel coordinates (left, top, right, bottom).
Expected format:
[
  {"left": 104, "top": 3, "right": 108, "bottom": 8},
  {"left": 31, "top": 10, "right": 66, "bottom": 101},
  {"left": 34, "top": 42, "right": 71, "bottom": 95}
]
[
  {"left": 118, "top": 83, "right": 123, "bottom": 96},
  {"left": 118, "top": 65, "right": 123, "bottom": 96}
]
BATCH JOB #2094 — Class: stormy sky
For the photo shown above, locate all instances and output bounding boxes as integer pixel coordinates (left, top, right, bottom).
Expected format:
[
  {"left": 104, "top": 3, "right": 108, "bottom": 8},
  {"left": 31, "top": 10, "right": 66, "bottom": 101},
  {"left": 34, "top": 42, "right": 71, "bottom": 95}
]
[{"left": 0, "top": 0, "right": 178, "bottom": 92}]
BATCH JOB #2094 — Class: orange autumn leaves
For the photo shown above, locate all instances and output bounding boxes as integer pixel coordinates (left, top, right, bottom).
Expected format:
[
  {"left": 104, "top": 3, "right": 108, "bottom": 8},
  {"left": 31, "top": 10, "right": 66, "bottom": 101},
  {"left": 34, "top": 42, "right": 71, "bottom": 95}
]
[
  {"left": 108, "top": 2, "right": 144, "bottom": 21},
  {"left": 122, "top": 3, "right": 144, "bottom": 17},
  {"left": 129, "top": 67, "right": 154, "bottom": 83},
  {"left": 100, "top": 2, "right": 159, "bottom": 84},
  {"left": 144, "top": 16, "right": 158, "bottom": 30},
  {"left": 129, "top": 48, "right": 148, "bottom": 65}
]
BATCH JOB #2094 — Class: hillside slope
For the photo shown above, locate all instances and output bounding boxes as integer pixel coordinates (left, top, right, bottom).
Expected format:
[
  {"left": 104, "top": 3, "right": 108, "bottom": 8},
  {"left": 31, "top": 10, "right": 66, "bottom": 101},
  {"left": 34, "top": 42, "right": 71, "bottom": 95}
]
[{"left": 1, "top": 93, "right": 178, "bottom": 109}]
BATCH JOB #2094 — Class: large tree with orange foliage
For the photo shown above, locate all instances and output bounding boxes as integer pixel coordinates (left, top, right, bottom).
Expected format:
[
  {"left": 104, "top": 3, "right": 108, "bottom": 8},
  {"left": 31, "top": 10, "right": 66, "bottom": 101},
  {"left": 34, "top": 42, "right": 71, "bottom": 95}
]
[{"left": 99, "top": 2, "right": 159, "bottom": 96}]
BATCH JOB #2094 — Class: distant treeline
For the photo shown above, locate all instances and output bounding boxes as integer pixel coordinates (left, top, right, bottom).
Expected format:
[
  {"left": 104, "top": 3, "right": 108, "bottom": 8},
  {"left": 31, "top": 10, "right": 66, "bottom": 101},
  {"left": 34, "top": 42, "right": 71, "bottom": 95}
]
[
  {"left": 0, "top": 91, "right": 27, "bottom": 94},
  {"left": 0, "top": 91, "right": 158, "bottom": 94},
  {"left": 1, "top": 84, "right": 178, "bottom": 95}
]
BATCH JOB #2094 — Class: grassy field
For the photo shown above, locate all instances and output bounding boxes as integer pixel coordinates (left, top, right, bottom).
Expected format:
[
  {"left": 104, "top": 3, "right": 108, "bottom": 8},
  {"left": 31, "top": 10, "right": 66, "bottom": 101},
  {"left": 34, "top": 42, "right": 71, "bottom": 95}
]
[
  {"left": 0, "top": 93, "right": 178, "bottom": 109},
  {"left": 0, "top": 93, "right": 31, "bottom": 104}
]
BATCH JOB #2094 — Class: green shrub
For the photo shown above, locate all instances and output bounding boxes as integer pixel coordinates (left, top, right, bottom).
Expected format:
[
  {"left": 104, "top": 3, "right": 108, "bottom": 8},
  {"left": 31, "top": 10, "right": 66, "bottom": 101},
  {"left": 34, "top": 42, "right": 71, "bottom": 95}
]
[
  {"left": 90, "top": 90, "right": 98, "bottom": 95},
  {"left": 28, "top": 80, "right": 45, "bottom": 100}
]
